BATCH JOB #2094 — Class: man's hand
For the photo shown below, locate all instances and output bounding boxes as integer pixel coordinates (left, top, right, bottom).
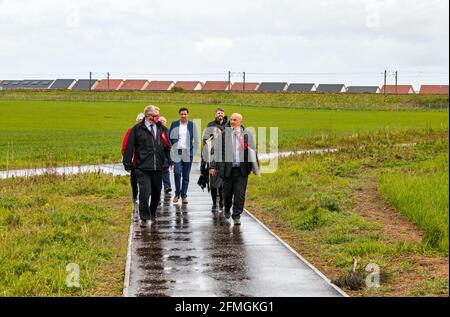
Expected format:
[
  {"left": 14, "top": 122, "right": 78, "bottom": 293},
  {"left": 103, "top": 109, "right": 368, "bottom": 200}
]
[{"left": 209, "top": 169, "right": 217, "bottom": 177}]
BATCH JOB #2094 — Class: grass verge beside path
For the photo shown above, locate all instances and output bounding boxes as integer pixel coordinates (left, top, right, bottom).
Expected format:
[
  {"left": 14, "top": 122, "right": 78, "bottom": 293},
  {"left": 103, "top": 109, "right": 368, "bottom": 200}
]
[
  {"left": 379, "top": 152, "right": 449, "bottom": 252},
  {"left": 0, "top": 173, "right": 131, "bottom": 296},
  {"left": 247, "top": 138, "right": 449, "bottom": 297}
]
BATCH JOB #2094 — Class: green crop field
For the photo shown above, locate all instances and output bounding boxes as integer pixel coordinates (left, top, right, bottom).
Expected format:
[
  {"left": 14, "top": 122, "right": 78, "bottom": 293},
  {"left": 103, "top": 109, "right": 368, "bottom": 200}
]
[
  {"left": 0, "top": 90, "right": 448, "bottom": 111},
  {"left": 0, "top": 99, "right": 448, "bottom": 170}
]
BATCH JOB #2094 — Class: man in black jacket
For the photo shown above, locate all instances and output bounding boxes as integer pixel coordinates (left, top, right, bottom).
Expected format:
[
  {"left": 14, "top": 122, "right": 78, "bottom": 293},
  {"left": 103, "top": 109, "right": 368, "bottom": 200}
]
[
  {"left": 202, "top": 107, "right": 227, "bottom": 143},
  {"left": 123, "top": 105, "right": 172, "bottom": 226},
  {"left": 202, "top": 108, "right": 228, "bottom": 210},
  {"left": 209, "top": 113, "right": 258, "bottom": 226}
]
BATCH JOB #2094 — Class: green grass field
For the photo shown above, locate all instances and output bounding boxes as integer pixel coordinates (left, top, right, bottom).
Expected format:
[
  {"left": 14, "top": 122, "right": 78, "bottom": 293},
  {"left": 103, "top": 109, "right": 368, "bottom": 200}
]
[
  {"left": 0, "top": 90, "right": 448, "bottom": 110},
  {"left": 0, "top": 99, "right": 448, "bottom": 170}
]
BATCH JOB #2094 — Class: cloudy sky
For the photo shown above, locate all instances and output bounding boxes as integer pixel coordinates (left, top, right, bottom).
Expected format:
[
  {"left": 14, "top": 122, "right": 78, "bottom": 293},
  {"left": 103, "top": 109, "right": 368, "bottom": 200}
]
[{"left": 0, "top": 0, "right": 448, "bottom": 88}]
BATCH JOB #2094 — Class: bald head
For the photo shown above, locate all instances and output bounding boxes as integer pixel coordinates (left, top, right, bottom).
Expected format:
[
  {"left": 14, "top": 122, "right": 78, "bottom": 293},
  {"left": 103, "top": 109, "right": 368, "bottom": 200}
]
[{"left": 230, "top": 113, "right": 243, "bottom": 129}]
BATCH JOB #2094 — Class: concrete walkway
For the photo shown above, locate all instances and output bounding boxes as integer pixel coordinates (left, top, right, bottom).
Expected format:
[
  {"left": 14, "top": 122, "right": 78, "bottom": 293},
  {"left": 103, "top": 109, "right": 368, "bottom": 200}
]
[{"left": 124, "top": 167, "right": 346, "bottom": 297}]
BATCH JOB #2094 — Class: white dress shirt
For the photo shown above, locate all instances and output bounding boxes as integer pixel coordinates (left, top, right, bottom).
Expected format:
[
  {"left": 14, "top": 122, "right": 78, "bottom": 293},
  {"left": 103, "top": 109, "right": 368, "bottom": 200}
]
[{"left": 178, "top": 122, "right": 188, "bottom": 149}]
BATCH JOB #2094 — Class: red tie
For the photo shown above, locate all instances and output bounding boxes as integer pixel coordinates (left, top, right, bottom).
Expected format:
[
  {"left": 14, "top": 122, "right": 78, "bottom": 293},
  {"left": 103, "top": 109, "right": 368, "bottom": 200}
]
[{"left": 236, "top": 132, "right": 246, "bottom": 152}]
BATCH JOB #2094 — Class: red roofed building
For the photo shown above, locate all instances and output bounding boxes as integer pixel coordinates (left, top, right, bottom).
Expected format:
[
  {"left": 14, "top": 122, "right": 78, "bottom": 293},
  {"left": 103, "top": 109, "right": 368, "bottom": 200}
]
[
  {"left": 231, "top": 82, "right": 260, "bottom": 92},
  {"left": 174, "top": 81, "right": 203, "bottom": 91},
  {"left": 146, "top": 81, "right": 175, "bottom": 91},
  {"left": 119, "top": 80, "right": 150, "bottom": 91},
  {"left": 93, "top": 79, "right": 124, "bottom": 91},
  {"left": 419, "top": 85, "right": 449, "bottom": 95},
  {"left": 380, "top": 85, "right": 415, "bottom": 94},
  {"left": 202, "top": 81, "right": 230, "bottom": 92}
]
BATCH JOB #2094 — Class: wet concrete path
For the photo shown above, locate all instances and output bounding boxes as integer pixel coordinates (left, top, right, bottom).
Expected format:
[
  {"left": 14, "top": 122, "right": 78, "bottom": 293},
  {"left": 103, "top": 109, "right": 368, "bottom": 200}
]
[{"left": 124, "top": 167, "right": 346, "bottom": 297}]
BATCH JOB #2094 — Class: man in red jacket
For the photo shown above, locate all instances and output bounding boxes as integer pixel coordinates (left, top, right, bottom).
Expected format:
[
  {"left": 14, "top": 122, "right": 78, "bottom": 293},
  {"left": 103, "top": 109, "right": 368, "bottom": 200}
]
[{"left": 122, "top": 113, "right": 145, "bottom": 213}]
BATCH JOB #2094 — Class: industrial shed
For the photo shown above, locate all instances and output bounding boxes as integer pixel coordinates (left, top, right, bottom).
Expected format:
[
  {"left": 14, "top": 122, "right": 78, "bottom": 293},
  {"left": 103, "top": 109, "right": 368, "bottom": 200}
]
[
  {"left": 0, "top": 80, "right": 22, "bottom": 89},
  {"left": 145, "top": 81, "right": 175, "bottom": 91},
  {"left": 380, "top": 85, "right": 415, "bottom": 94},
  {"left": 93, "top": 79, "right": 124, "bottom": 91},
  {"left": 419, "top": 85, "right": 449, "bottom": 95},
  {"left": 347, "top": 86, "right": 380, "bottom": 94},
  {"left": 231, "top": 82, "right": 260, "bottom": 92},
  {"left": 258, "top": 82, "right": 288, "bottom": 92},
  {"left": 49, "top": 79, "right": 77, "bottom": 89},
  {"left": 174, "top": 81, "right": 203, "bottom": 91},
  {"left": 287, "top": 83, "right": 317, "bottom": 93},
  {"left": 118, "top": 80, "right": 150, "bottom": 91},
  {"left": 71, "top": 79, "right": 99, "bottom": 90},
  {"left": 202, "top": 81, "right": 230, "bottom": 92},
  {"left": 316, "top": 84, "right": 347, "bottom": 93}
]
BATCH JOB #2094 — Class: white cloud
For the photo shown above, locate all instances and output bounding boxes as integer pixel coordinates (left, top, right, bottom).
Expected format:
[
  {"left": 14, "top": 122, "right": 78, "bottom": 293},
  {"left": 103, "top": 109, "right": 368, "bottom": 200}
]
[{"left": 0, "top": 0, "right": 448, "bottom": 88}]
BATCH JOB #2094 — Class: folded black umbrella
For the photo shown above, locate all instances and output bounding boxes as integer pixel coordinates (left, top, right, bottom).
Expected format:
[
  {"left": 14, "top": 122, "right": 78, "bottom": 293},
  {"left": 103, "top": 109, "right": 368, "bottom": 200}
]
[{"left": 197, "top": 174, "right": 208, "bottom": 191}]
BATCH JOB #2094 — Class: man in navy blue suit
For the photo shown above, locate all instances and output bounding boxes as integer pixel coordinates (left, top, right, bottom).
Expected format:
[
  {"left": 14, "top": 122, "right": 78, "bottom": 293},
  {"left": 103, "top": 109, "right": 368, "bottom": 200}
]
[{"left": 169, "top": 107, "right": 199, "bottom": 204}]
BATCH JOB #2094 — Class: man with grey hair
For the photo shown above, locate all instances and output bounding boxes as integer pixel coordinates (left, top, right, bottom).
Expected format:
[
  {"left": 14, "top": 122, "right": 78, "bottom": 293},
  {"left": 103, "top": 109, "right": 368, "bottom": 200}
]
[
  {"left": 209, "top": 113, "right": 259, "bottom": 226},
  {"left": 123, "top": 105, "right": 173, "bottom": 226}
]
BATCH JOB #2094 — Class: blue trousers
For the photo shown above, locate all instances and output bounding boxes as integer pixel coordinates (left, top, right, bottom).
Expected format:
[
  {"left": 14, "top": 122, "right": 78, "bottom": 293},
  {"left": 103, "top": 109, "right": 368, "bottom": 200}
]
[
  {"left": 174, "top": 160, "right": 192, "bottom": 198},
  {"left": 162, "top": 166, "right": 171, "bottom": 190}
]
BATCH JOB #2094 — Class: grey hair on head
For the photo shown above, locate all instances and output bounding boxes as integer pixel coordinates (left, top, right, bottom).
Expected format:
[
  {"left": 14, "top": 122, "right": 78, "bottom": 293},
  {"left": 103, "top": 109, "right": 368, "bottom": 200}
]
[{"left": 144, "top": 105, "right": 160, "bottom": 116}]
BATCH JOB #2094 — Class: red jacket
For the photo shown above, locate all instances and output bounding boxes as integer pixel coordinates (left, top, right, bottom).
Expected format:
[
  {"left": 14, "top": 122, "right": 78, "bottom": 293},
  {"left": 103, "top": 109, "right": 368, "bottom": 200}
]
[{"left": 122, "top": 128, "right": 136, "bottom": 167}]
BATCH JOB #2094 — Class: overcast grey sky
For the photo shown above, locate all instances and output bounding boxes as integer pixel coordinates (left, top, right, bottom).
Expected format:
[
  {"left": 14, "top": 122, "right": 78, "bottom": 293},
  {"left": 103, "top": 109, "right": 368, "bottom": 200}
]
[{"left": 0, "top": 0, "right": 448, "bottom": 89}]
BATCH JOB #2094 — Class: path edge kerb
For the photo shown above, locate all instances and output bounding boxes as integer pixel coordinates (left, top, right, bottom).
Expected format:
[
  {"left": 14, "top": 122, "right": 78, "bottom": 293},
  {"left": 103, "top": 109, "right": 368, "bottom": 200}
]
[
  {"left": 122, "top": 208, "right": 134, "bottom": 297},
  {"left": 244, "top": 208, "right": 349, "bottom": 297}
]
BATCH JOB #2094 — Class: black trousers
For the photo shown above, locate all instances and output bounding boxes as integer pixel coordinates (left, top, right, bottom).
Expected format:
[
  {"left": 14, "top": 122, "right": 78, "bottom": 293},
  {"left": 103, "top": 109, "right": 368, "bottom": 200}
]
[
  {"left": 130, "top": 168, "right": 138, "bottom": 200},
  {"left": 135, "top": 169, "right": 163, "bottom": 220},
  {"left": 223, "top": 168, "right": 248, "bottom": 219},
  {"left": 211, "top": 186, "right": 223, "bottom": 206}
]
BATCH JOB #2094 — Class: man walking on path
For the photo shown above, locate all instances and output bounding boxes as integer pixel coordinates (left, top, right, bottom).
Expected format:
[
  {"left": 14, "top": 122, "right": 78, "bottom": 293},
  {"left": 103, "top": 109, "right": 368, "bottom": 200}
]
[
  {"left": 202, "top": 108, "right": 228, "bottom": 210},
  {"left": 121, "top": 113, "right": 145, "bottom": 213},
  {"left": 209, "top": 113, "right": 259, "bottom": 226},
  {"left": 123, "top": 106, "right": 172, "bottom": 226},
  {"left": 170, "top": 107, "right": 199, "bottom": 205}
]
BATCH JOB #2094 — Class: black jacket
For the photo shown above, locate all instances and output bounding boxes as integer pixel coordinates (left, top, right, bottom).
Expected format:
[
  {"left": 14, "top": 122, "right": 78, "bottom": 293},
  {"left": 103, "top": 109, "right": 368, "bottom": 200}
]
[
  {"left": 202, "top": 116, "right": 228, "bottom": 144},
  {"left": 123, "top": 121, "right": 172, "bottom": 172},
  {"left": 210, "top": 123, "right": 256, "bottom": 178}
]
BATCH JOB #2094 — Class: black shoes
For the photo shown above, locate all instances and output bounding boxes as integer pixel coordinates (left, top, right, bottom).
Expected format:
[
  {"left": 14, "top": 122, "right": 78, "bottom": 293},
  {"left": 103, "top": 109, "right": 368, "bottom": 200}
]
[
  {"left": 165, "top": 187, "right": 172, "bottom": 194},
  {"left": 139, "top": 219, "right": 149, "bottom": 227},
  {"left": 223, "top": 209, "right": 231, "bottom": 219}
]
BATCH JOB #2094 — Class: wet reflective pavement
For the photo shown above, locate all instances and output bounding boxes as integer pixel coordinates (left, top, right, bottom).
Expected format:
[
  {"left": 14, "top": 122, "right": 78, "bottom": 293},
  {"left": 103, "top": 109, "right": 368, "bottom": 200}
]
[{"left": 125, "top": 167, "right": 346, "bottom": 297}]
